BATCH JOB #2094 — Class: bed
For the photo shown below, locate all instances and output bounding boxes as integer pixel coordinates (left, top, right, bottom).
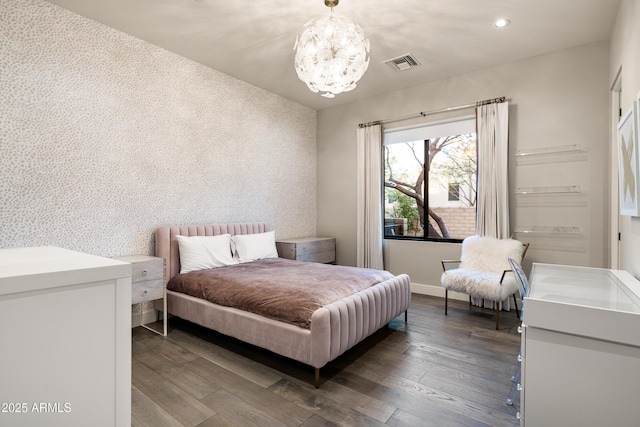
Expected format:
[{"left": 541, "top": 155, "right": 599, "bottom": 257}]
[{"left": 155, "top": 222, "right": 411, "bottom": 387}]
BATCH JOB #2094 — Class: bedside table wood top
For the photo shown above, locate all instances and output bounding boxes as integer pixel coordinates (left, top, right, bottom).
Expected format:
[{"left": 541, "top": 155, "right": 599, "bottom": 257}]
[{"left": 276, "top": 237, "right": 334, "bottom": 244}]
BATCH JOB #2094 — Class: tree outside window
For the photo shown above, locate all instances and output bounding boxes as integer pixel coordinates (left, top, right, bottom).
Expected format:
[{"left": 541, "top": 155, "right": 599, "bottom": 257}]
[{"left": 384, "top": 131, "right": 477, "bottom": 241}]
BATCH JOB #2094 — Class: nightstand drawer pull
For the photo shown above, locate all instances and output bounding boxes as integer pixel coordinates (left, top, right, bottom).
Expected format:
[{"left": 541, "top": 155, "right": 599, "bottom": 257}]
[
  {"left": 131, "top": 261, "right": 163, "bottom": 281},
  {"left": 131, "top": 279, "right": 164, "bottom": 304}
]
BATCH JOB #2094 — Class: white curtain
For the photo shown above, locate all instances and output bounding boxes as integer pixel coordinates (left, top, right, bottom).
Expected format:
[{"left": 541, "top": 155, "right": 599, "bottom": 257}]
[
  {"left": 356, "top": 124, "right": 384, "bottom": 269},
  {"left": 474, "top": 101, "right": 511, "bottom": 309},
  {"left": 476, "top": 101, "right": 510, "bottom": 239}
]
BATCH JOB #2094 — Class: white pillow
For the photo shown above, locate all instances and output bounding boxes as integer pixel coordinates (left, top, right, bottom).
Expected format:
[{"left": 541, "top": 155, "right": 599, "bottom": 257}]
[
  {"left": 176, "top": 234, "right": 238, "bottom": 273},
  {"left": 230, "top": 231, "right": 279, "bottom": 263}
]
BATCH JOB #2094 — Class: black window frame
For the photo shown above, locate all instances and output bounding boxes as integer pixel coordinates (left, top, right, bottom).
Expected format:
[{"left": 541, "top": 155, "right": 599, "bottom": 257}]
[{"left": 383, "top": 132, "right": 477, "bottom": 244}]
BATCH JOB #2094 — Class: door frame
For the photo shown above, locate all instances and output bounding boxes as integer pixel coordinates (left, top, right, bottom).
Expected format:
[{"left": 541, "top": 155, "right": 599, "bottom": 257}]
[{"left": 610, "top": 67, "right": 622, "bottom": 269}]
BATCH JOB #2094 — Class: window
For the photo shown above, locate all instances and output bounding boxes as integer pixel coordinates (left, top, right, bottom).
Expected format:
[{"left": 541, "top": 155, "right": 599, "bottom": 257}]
[
  {"left": 448, "top": 183, "right": 460, "bottom": 201},
  {"left": 383, "top": 117, "right": 477, "bottom": 241}
]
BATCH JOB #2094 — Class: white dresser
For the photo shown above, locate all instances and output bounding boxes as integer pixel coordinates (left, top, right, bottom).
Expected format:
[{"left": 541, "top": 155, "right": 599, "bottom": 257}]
[
  {"left": 521, "top": 263, "right": 640, "bottom": 427},
  {"left": 0, "top": 246, "right": 131, "bottom": 427}
]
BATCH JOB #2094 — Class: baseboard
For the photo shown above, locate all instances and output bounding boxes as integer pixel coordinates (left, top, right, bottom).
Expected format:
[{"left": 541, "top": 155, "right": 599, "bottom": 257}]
[
  {"left": 412, "top": 281, "right": 519, "bottom": 312},
  {"left": 131, "top": 309, "right": 159, "bottom": 328},
  {"left": 411, "top": 282, "right": 468, "bottom": 301}
]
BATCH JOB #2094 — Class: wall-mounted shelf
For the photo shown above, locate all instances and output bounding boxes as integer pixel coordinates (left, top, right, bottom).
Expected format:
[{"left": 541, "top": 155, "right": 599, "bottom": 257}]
[
  {"left": 513, "top": 226, "right": 585, "bottom": 252},
  {"left": 515, "top": 185, "right": 587, "bottom": 207},
  {"left": 514, "top": 226, "right": 580, "bottom": 235},
  {"left": 515, "top": 144, "right": 584, "bottom": 157},
  {"left": 515, "top": 185, "right": 580, "bottom": 195},
  {"left": 515, "top": 144, "right": 587, "bottom": 165}
]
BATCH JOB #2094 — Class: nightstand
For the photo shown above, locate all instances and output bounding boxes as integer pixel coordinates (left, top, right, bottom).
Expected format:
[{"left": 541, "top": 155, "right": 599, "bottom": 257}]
[
  {"left": 276, "top": 237, "right": 336, "bottom": 264},
  {"left": 115, "top": 255, "right": 166, "bottom": 336}
]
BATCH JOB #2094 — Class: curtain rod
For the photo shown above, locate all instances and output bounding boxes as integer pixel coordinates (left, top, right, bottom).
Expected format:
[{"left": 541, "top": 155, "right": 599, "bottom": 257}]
[{"left": 358, "top": 96, "right": 507, "bottom": 128}]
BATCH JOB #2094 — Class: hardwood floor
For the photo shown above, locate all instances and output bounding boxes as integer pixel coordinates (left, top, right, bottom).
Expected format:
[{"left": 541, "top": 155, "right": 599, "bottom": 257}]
[{"left": 132, "top": 294, "right": 522, "bottom": 427}]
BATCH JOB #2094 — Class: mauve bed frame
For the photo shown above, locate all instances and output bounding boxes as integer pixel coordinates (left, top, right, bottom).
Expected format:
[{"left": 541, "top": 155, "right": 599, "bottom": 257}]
[{"left": 155, "top": 222, "right": 411, "bottom": 387}]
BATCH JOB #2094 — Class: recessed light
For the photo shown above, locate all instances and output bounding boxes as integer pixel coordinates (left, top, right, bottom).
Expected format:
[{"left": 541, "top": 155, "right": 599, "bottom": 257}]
[{"left": 495, "top": 18, "right": 510, "bottom": 28}]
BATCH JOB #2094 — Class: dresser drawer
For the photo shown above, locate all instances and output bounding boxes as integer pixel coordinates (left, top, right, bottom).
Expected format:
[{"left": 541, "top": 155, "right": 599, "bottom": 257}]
[
  {"left": 114, "top": 255, "right": 164, "bottom": 283},
  {"left": 113, "top": 254, "right": 167, "bottom": 335},
  {"left": 113, "top": 255, "right": 165, "bottom": 303},
  {"left": 296, "top": 250, "right": 335, "bottom": 264},
  {"left": 130, "top": 258, "right": 163, "bottom": 283},
  {"left": 295, "top": 239, "right": 335, "bottom": 256},
  {"left": 276, "top": 237, "right": 336, "bottom": 264},
  {"left": 131, "top": 278, "right": 164, "bottom": 304}
]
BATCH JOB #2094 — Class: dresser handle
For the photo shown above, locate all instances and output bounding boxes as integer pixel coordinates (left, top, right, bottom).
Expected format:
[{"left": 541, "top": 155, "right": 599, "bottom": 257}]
[
  {"left": 142, "top": 269, "right": 148, "bottom": 276},
  {"left": 143, "top": 290, "right": 148, "bottom": 296}
]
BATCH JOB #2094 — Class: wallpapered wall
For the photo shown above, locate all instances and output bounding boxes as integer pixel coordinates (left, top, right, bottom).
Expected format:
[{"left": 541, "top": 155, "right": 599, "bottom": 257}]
[{"left": 0, "top": 0, "right": 317, "bottom": 259}]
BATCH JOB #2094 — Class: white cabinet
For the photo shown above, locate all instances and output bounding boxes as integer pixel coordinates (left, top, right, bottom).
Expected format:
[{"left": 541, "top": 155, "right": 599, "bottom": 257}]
[
  {"left": 0, "top": 246, "right": 132, "bottom": 427},
  {"left": 521, "top": 263, "right": 640, "bottom": 427}
]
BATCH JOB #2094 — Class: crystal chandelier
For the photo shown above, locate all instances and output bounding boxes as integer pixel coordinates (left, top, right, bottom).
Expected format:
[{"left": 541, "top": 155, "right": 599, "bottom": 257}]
[{"left": 294, "top": 0, "right": 370, "bottom": 98}]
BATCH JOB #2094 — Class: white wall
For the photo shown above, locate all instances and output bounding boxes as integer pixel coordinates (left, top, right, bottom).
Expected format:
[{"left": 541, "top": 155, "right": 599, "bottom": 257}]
[
  {"left": 610, "top": 0, "right": 640, "bottom": 278},
  {"left": 318, "top": 42, "right": 610, "bottom": 294},
  {"left": 0, "top": 0, "right": 317, "bottom": 258}
]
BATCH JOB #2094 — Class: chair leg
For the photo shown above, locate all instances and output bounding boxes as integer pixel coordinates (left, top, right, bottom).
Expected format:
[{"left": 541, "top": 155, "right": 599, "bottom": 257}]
[
  {"left": 513, "top": 294, "right": 520, "bottom": 319},
  {"left": 445, "top": 289, "right": 448, "bottom": 315}
]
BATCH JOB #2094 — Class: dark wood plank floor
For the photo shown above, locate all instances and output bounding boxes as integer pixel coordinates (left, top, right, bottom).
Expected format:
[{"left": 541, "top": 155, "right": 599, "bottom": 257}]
[{"left": 132, "top": 294, "right": 521, "bottom": 427}]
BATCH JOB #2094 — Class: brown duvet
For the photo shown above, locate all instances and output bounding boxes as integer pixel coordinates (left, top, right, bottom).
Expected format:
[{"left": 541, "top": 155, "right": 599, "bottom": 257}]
[{"left": 167, "top": 258, "right": 394, "bottom": 328}]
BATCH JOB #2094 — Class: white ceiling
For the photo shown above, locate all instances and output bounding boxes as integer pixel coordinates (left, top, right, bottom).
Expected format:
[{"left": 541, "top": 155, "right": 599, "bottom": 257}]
[{"left": 47, "top": 0, "right": 621, "bottom": 110}]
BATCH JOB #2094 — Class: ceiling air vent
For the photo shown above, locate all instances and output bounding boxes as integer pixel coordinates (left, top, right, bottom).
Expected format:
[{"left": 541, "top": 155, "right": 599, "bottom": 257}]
[{"left": 384, "top": 53, "right": 421, "bottom": 71}]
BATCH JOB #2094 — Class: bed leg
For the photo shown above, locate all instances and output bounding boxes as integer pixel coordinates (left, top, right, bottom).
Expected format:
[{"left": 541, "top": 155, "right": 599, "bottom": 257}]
[
  {"left": 314, "top": 368, "right": 320, "bottom": 389},
  {"left": 404, "top": 309, "right": 408, "bottom": 323}
]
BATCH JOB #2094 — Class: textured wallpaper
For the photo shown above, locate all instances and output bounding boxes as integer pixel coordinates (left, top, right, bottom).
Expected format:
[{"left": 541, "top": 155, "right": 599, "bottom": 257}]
[{"left": 0, "top": 0, "right": 317, "bottom": 259}]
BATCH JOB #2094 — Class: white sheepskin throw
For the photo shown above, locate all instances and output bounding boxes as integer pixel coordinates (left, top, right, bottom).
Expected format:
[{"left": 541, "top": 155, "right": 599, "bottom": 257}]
[{"left": 441, "top": 236, "right": 526, "bottom": 301}]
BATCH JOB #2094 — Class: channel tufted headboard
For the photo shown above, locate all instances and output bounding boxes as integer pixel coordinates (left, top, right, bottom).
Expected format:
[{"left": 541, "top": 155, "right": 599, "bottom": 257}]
[{"left": 155, "top": 222, "right": 270, "bottom": 282}]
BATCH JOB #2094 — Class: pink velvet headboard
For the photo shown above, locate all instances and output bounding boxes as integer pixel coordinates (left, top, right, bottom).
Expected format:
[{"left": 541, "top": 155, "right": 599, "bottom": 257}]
[{"left": 155, "top": 222, "right": 270, "bottom": 282}]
